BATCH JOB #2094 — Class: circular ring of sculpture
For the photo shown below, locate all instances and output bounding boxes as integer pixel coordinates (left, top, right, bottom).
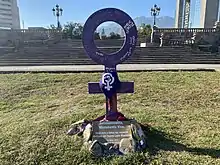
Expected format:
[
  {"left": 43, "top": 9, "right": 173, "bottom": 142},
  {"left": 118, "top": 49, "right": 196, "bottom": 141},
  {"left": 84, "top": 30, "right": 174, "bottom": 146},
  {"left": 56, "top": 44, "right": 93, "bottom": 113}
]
[{"left": 82, "top": 8, "right": 138, "bottom": 67}]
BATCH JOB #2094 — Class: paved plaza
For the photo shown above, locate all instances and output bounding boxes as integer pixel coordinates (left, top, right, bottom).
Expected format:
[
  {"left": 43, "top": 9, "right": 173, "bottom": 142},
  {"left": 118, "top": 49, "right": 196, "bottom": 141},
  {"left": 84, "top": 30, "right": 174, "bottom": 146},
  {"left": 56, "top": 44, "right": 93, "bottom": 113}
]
[{"left": 0, "top": 64, "right": 219, "bottom": 73}]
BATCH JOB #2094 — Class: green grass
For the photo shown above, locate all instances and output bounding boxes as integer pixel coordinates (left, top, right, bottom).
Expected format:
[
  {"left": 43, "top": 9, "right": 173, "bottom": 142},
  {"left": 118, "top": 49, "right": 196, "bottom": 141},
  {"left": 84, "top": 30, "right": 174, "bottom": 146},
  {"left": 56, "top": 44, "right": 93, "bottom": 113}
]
[{"left": 0, "top": 72, "right": 220, "bottom": 165}]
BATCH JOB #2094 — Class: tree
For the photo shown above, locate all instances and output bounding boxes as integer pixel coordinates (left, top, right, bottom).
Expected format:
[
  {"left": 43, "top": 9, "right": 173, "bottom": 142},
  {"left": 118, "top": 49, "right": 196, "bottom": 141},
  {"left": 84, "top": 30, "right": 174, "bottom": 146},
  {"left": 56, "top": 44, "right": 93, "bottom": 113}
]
[
  {"left": 63, "top": 22, "right": 83, "bottom": 39},
  {"left": 94, "top": 30, "right": 100, "bottom": 40},
  {"left": 138, "top": 23, "right": 152, "bottom": 38},
  {"left": 47, "top": 24, "right": 57, "bottom": 30},
  {"left": 108, "top": 32, "right": 121, "bottom": 39}
]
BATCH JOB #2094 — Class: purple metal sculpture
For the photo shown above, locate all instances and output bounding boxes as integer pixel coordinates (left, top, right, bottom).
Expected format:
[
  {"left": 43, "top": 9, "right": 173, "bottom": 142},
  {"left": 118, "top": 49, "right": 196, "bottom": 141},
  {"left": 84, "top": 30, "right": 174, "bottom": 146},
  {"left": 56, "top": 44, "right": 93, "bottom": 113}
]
[{"left": 82, "top": 8, "right": 138, "bottom": 120}]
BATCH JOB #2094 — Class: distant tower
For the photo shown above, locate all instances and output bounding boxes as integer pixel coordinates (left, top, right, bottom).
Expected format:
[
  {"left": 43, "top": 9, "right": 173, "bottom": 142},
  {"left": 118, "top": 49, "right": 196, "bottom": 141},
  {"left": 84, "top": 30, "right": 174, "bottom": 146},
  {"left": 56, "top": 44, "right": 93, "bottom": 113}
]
[
  {"left": 100, "top": 28, "right": 106, "bottom": 40},
  {"left": 22, "top": 20, "right": 25, "bottom": 29}
]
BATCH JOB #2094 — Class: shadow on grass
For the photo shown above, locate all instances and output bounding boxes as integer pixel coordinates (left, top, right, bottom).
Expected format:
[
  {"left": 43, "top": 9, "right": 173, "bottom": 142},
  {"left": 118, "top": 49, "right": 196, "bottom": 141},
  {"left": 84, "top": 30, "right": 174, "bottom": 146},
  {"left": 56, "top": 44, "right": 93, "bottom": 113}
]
[{"left": 140, "top": 123, "right": 220, "bottom": 159}]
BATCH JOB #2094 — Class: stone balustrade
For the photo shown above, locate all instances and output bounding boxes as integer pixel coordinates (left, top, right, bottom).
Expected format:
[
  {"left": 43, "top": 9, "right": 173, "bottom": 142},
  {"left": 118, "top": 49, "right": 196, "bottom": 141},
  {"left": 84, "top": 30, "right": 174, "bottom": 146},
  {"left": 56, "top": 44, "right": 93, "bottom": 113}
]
[
  {"left": 0, "top": 27, "right": 219, "bottom": 48},
  {"left": 152, "top": 27, "right": 220, "bottom": 47},
  {"left": 154, "top": 28, "right": 218, "bottom": 33}
]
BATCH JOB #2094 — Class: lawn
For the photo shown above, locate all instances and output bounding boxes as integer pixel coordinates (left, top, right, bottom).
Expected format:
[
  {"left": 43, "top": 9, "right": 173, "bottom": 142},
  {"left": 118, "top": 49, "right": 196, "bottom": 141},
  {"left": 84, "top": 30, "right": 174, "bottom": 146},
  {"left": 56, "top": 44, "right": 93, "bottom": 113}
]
[{"left": 0, "top": 72, "right": 220, "bottom": 165}]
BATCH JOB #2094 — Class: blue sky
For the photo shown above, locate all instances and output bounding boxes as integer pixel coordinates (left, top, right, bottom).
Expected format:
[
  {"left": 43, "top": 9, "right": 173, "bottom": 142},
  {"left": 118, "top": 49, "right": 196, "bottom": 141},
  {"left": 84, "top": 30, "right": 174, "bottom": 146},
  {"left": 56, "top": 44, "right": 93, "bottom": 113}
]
[{"left": 18, "top": 0, "right": 176, "bottom": 28}]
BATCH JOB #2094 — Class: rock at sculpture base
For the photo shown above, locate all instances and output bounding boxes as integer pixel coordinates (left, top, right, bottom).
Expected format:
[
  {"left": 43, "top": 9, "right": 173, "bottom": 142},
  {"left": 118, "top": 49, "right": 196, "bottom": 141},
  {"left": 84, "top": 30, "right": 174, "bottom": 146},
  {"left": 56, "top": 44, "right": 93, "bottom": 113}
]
[{"left": 67, "top": 119, "right": 147, "bottom": 157}]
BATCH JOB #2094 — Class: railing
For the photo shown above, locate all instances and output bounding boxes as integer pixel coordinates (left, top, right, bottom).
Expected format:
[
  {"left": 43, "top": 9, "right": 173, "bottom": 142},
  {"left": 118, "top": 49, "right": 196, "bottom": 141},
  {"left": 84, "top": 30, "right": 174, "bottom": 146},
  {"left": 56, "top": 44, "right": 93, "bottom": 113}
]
[
  {"left": 0, "top": 29, "right": 61, "bottom": 33},
  {"left": 154, "top": 28, "right": 217, "bottom": 33},
  {"left": 0, "top": 27, "right": 217, "bottom": 34}
]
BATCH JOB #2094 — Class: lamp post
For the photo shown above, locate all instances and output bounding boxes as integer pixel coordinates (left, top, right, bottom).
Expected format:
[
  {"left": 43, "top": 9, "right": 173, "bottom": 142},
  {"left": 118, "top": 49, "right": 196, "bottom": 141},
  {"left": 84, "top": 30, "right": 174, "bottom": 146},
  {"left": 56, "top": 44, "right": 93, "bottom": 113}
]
[
  {"left": 150, "top": 4, "right": 160, "bottom": 43},
  {"left": 151, "top": 4, "right": 160, "bottom": 27},
  {"left": 52, "top": 4, "right": 63, "bottom": 29}
]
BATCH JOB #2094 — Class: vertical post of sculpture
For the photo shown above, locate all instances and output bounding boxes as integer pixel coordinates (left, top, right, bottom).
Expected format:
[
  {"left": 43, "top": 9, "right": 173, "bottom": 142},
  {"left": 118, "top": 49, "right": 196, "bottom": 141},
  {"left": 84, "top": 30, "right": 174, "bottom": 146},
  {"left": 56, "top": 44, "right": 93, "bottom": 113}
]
[{"left": 103, "top": 66, "right": 118, "bottom": 114}]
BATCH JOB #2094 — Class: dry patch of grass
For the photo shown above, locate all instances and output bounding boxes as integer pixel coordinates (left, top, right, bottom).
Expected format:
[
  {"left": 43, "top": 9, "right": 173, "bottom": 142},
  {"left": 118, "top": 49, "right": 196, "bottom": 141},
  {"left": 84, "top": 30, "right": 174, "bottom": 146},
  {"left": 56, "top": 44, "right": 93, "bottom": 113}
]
[{"left": 0, "top": 72, "right": 220, "bottom": 165}]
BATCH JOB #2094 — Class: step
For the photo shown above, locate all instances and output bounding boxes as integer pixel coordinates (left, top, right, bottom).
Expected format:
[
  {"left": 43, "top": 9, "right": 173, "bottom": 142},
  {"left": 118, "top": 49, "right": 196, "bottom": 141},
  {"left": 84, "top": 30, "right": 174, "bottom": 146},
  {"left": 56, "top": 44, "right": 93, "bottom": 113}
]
[
  {"left": 1, "top": 61, "right": 220, "bottom": 66},
  {"left": 2, "top": 58, "right": 220, "bottom": 64},
  {"left": 3, "top": 54, "right": 217, "bottom": 59},
  {"left": 1, "top": 53, "right": 219, "bottom": 59},
  {"left": 2, "top": 56, "right": 219, "bottom": 62}
]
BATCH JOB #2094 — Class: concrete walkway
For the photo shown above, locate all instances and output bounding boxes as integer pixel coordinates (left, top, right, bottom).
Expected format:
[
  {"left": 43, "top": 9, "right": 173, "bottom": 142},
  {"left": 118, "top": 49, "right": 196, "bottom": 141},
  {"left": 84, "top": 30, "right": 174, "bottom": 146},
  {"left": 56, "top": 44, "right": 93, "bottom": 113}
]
[{"left": 0, "top": 64, "right": 220, "bottom": 73}]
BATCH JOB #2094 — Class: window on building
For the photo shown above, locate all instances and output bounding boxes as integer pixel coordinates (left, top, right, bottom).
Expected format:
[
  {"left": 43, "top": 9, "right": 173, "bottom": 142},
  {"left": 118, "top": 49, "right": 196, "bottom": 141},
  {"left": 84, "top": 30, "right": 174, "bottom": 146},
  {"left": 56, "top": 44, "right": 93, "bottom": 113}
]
[
  {"left": 2, "top": 0, "right": 11, "bottom": 2},
  {"left": 0, "top": 13, "right": 12, "bottom": 16},
  {"left": 0, "top": 3, "right": 11, "bottom": 7},
  {"left": 0, "top": 8, "right": 10, "bottom": 11},
  {"left": 0, "top": 17, "right": 12, "bottom": 20},
  {"left": 0, "top": 22, "right": 12, "bottom": 25}
]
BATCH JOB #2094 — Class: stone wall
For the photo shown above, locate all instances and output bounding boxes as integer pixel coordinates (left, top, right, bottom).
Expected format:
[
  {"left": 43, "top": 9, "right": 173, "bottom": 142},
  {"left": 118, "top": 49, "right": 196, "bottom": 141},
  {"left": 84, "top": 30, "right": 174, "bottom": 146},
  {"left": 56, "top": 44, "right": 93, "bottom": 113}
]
[
  {"left": 153, "top": 28, "right": 220, "bottom": 46},
  {"left": 0, "top": 29, "right": 63, "bottom": 46},
  {"left": 5, "top": 30, "right": 65, "bottom": 48}
]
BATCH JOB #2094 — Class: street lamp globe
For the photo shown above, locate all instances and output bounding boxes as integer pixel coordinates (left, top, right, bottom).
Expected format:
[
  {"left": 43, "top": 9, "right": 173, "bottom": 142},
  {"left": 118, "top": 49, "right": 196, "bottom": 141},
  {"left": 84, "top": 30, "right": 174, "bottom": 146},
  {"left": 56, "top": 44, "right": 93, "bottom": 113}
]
[
  {"left": 151, "top": 4, "right": 160, "bottom": 16},
  {"left": 60, "top": 8, "right": 63, "bottom": 15}
]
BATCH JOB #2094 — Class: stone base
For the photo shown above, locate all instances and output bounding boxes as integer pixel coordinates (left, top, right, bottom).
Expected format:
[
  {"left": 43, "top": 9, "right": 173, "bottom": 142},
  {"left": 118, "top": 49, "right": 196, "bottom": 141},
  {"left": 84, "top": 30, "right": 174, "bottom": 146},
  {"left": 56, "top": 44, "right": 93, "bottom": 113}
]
[{"left": 67, "top": 119, "right": 147, "bottom": 157}]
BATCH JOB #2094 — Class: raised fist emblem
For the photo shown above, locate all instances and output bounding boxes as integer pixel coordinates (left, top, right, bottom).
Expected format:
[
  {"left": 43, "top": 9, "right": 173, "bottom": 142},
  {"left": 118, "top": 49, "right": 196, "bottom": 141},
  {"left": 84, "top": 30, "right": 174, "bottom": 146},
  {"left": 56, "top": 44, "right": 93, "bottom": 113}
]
[{"left": 101, "top": 73, "right": 115, "bottom": 91}]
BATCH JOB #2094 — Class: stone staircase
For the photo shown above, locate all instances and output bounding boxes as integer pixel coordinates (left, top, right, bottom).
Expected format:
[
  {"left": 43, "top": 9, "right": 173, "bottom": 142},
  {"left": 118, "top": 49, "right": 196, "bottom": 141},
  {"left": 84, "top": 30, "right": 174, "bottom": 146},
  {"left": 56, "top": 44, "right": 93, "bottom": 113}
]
[{"left": 0, "top": 40, "right": 220, "bottom": 66}]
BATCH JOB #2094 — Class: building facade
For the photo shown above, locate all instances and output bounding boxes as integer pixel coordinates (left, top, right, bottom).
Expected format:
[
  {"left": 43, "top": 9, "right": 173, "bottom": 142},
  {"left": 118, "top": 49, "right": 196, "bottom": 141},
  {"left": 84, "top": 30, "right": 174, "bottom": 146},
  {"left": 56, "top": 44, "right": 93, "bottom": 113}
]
[
  {"left": 0, "top": 0, "right": 20, "bottom": 29},
  {"left": 175, "top": 0, "right": 220, "bottom": 28}
]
